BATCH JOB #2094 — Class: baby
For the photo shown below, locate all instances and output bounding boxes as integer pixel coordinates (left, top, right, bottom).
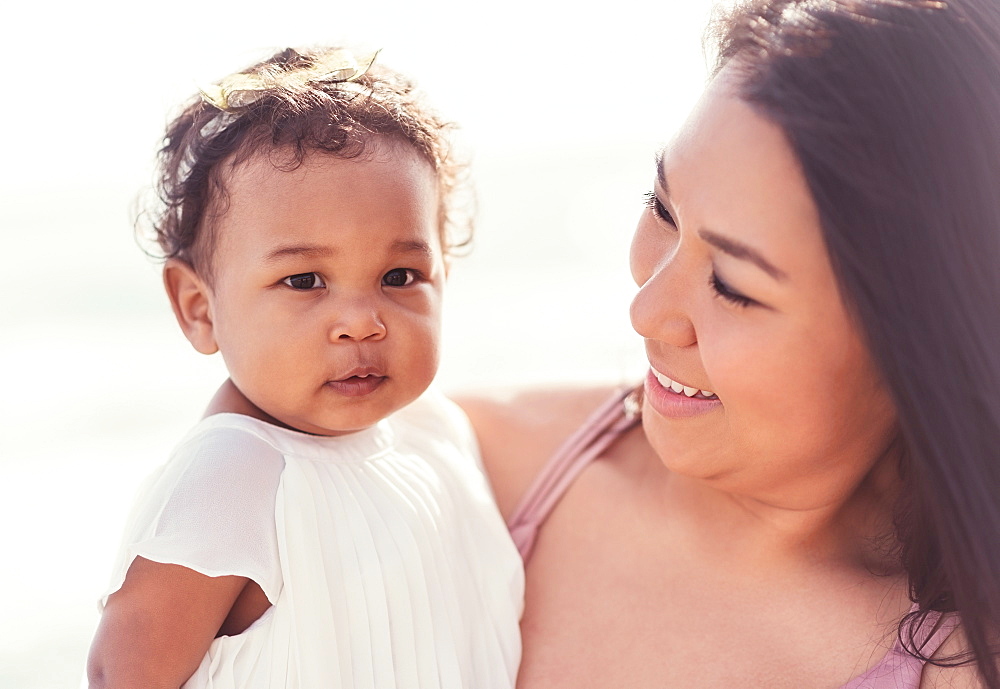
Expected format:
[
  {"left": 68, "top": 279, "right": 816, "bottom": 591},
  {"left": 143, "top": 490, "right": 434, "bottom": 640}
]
[{"left": 87, "top": 47, "right": 522, "bottom": 689}]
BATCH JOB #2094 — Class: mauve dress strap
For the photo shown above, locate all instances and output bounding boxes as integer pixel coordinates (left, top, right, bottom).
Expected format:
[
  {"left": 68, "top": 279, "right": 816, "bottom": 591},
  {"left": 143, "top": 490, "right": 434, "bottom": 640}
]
[
  {"left": 838, "top": 609, "right": 962, "bottom": 689},
  {"left": 506, "top": 388, "right": 961, "bottom": 688},
  {"left": 507, "top": 387, "right": 642, "bottom": 561}
]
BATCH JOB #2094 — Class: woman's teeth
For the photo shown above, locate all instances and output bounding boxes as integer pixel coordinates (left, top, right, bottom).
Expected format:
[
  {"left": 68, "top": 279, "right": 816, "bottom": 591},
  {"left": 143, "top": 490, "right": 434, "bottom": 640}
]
[{"left": 652, "top": 368, "right": 717, "bottom": 400}]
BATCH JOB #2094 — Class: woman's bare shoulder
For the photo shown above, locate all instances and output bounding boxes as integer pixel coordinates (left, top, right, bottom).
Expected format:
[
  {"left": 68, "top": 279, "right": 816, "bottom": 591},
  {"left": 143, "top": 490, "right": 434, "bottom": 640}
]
[
  {"left": 920, "top": 625, "right": 991, "bottom": 689},
  {"left": 451, "top": 383, "right": 623, "bottom": 519}
]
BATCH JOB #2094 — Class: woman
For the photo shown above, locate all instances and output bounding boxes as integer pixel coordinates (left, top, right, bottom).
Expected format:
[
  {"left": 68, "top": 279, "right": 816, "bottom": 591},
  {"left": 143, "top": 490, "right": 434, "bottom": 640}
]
[{"left": 461, "top": 0, "right": 1000, "bottom": 687}]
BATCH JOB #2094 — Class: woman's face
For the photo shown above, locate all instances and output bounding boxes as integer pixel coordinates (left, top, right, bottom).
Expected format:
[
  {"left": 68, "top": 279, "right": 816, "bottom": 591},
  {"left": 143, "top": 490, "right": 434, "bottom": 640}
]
[{"left": 630, "top": 69, "right": 898, "bottom": 508}]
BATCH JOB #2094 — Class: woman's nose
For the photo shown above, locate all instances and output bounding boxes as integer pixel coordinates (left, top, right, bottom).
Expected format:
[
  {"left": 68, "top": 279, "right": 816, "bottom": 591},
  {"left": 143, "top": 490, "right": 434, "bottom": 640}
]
[
  {"left": 630, "top": 243, "right": 698, "bottom": 348},
  {"left": 329, "top": 297, "right": 387, "bottom": 342}
]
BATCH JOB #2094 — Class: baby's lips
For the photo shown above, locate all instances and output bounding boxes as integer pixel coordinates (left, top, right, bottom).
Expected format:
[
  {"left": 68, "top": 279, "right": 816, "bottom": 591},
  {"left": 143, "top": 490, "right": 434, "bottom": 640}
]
[{"left": 329, "top": 364, "right": 386, "bottom": 382}]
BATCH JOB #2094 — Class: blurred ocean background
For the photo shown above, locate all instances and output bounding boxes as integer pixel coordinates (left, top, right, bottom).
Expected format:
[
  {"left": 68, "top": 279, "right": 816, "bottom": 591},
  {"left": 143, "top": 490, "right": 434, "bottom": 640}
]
[{"left": 1, "top": 1, "right": 715, "bottom": 686}]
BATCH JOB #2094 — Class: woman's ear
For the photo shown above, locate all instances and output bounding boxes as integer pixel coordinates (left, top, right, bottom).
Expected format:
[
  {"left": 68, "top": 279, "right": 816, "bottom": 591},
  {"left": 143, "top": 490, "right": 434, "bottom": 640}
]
[{"left": 163, "top": 259, "right": 219, "bottom": 355}]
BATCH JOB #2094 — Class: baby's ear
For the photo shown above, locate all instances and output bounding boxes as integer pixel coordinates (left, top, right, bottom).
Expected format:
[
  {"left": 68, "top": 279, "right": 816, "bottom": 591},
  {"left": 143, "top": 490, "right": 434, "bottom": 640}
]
[{"left": 163, "top": 259, "right": 219, "bottom": 355}]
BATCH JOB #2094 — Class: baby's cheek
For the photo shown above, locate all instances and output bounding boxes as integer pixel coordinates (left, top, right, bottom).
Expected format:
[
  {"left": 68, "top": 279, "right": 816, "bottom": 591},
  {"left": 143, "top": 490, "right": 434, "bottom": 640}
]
[{"left": 412, "top": 330, "right": 442, "bottom": 377}]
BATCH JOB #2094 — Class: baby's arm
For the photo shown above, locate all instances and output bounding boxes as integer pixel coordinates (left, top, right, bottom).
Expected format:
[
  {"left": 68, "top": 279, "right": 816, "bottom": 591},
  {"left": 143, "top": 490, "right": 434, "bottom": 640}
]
[
  {"left": 88, "top": 417, "right": 280, "bottom": 688},
  {"left": 87, "top": 557, "right": 248, "bottom": 689}
]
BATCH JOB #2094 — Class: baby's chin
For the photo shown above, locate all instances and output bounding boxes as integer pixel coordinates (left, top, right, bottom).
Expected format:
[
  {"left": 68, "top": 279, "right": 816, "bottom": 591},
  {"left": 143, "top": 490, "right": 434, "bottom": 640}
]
[{"left": 259, "top": 393, "right": 420, "bottom": 438}]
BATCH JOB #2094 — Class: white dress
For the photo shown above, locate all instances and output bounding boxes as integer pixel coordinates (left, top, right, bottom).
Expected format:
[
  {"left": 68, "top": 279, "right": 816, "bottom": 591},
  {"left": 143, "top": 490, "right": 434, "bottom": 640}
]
[{"left": 99, "top": 389, "right": 523, "bottom": 688}]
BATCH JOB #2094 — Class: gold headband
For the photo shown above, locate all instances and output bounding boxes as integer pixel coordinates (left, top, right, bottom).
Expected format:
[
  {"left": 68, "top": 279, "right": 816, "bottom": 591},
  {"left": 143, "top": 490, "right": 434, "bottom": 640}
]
[{"left": 200, "top": 48, "right": 380, "bottom": 111}]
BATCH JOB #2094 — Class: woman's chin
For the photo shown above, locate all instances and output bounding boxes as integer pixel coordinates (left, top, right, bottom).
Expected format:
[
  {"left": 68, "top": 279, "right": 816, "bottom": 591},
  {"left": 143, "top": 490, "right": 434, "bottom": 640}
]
[{"left": 640, "top": 410, "right": 729, "bottom": 482}]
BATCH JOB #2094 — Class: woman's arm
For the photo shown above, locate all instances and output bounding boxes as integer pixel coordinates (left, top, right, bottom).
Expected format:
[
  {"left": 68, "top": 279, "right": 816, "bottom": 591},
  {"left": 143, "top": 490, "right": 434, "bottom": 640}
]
[
  {"left": 87, "top": 557, "right": 248, "bottom": 689},
  {"left": 453, "top": 384, "right": 622, "bottom": 520}
]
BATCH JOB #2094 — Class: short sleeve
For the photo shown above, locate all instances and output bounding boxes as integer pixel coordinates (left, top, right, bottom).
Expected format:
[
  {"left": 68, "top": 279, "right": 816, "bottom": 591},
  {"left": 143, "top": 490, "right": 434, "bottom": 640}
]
[{"left": 100, "top": 421, "right": 286, "bottom": 609}]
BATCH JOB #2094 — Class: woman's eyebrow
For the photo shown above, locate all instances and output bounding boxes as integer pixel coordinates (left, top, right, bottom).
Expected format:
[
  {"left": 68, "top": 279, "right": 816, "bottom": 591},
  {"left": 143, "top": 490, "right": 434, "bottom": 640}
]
[
  {"left": 655, "top": 150, "right": 787, "bottom": 282},
  {"left": 699, "top": 229, "right": 788, "bottom": 281},
  {"left": 655, "top": 149, "right": 669, "bottom": 191}
]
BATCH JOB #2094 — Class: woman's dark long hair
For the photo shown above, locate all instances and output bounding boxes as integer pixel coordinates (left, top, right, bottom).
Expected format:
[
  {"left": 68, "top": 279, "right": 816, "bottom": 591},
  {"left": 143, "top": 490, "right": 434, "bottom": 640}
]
[{"left": 710, "top": 0, "right": 1000, "bottom": 685}]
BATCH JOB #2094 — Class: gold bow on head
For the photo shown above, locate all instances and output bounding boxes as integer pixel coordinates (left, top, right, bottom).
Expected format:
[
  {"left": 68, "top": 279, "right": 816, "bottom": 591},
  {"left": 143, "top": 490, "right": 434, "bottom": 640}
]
[{"left": 200, "top": 48, "right": 380, "bottom": 111}]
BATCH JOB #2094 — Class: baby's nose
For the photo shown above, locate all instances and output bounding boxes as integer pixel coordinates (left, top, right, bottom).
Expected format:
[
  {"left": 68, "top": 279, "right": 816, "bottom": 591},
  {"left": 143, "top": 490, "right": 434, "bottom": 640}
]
[{"left": 330, "top": 299, "right": 386, "bottom": 341}]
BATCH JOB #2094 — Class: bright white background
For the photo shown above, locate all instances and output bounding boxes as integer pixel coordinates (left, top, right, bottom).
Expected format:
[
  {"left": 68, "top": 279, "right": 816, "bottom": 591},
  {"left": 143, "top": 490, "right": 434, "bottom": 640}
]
[{"left": 1, "top": 1, "right": 716, "bottom": 686}]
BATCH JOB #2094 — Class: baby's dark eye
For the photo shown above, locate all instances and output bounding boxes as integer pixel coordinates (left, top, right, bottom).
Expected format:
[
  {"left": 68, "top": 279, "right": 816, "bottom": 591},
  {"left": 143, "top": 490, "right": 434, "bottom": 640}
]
[
  {"left": 644, "top": 191, "right": 676, "bottom": 226},
  {"left": 282, "top": 273, "right": 326, "bottom": 290},
  {"left": 382, "top": 269, "right": 416, "bottom": 287}
]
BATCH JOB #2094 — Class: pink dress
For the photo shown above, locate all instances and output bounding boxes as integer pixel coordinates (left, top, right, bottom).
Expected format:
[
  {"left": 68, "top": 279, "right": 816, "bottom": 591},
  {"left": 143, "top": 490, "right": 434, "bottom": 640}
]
[{"left": 507, "top": 387, "right": 958, "bottom": 689}]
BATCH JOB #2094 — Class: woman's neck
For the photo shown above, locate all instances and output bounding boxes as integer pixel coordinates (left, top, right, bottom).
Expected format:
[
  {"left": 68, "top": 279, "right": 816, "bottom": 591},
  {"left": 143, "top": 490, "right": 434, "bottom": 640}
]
[{"left": 635, "top": 444, "right": 903, "bottom": 575}]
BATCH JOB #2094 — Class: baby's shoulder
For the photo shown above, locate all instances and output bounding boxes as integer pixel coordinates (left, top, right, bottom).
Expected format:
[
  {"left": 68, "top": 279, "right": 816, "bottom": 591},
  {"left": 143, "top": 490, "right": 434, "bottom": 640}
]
[
  {"left": 132, "top": 415, "right": 288, "bottom": 545},
  {"left": 451, "top": 383, "right": 623, "bottom": 519},
  {"left": 169, "top": 414, "right": 288, "bottom": 488},
  {"left": 105, "top": 414, "right": 288, "bottom": 611}
]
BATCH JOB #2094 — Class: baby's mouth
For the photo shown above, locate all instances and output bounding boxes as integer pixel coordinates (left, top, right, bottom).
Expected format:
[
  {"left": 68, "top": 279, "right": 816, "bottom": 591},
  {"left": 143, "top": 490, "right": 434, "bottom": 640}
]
[
  {"left": 333, "top": 364, "right": 384, "bottom": 380},
  {"left": 326, "top": 367, "right": 387, "bottom": 396}
]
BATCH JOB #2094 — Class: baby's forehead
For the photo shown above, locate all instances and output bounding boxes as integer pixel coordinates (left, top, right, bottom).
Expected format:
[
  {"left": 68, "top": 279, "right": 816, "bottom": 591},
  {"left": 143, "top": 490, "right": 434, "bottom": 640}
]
[{"left": 205, "top": 140, "right": 444, "bottom": 264}]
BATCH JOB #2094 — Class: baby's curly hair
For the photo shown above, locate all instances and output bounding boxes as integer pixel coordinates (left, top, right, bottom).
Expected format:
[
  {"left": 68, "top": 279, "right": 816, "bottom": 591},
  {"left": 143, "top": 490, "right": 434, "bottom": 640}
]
[{"left": 144, "top": 46, "right": 471, "bottom": 279}]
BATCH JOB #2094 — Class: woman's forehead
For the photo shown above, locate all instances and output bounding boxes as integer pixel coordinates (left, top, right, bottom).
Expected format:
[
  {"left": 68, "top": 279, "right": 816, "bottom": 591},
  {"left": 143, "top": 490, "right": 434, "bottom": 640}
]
[
  {"left": 656, "top": 73, "right": 830, "bottom": 283},
  {"left": 660, "top": 82, "right": 808, "bottom": 212}
]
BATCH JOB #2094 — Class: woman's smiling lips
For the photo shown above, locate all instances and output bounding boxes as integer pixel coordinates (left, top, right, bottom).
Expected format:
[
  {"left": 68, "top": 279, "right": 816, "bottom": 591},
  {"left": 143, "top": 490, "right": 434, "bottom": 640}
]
[
  {"left": 325, "top": 366, "right": 387, "bottom": 397},
  {"left": 644, "top": 366, "right": 722, "bottom": 418}
]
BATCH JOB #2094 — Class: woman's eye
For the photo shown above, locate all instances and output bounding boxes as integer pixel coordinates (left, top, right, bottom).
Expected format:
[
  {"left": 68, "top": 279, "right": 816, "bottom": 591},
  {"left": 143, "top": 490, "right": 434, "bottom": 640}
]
[
  {"left": 710, "top": 272, "right": 754, "bottom": 308},
  {"left": 282, "top": 273, "right": 325, "bottom": 290},
  {"left": 382, "top": 268, "right": 416, "bottom": 287},
  {"left": 644, "top": 191, "right": 676, "bottom": 226}
]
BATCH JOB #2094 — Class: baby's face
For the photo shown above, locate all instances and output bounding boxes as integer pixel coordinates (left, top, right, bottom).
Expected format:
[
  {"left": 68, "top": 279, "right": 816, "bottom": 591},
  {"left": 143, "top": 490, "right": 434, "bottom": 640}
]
[{"left": 204, "top": 140, "right": 444, "bottom": 435}]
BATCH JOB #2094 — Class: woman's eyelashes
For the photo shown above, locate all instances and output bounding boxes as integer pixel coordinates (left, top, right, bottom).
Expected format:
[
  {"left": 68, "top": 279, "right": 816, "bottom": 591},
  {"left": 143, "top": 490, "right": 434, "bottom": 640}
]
[
  {"left": 710, "top": 272, "right": 754, "bottom": 307},
  {"left": 644, "top": 191, "right": 676, "bottom": 226}
]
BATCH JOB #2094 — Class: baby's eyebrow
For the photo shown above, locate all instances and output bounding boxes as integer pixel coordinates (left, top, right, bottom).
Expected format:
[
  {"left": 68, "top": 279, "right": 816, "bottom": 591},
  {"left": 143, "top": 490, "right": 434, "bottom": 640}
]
[
  {"left": 263, "top": 240, "right": 434, "bottom": 263},
  {"left": 264, "top": 244, "right": 333, "bottom": 262},
  {"left": 391, "top": 239, "right": 434, "bottom": 256}
]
